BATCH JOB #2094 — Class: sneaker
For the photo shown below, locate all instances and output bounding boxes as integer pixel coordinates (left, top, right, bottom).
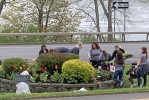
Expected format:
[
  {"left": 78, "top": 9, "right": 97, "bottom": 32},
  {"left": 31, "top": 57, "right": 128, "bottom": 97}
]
[
  {"left": 140, "top": 84, "right": 143, "bottom": 88},
  {"left": 120, "top": 82, "right": 124, "bottom": 88},
  {"left": 130, "top": 84, "right": 136, "bottom": 88}
]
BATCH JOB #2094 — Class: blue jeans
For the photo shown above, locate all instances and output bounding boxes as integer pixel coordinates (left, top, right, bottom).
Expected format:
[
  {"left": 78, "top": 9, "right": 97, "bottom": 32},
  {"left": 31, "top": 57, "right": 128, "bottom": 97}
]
[
  {"left": 137, "top": 71, "right": 147, "bottom": 87},
  {"left": 113, "top": 70, "right": 124, "bottom": 83}
]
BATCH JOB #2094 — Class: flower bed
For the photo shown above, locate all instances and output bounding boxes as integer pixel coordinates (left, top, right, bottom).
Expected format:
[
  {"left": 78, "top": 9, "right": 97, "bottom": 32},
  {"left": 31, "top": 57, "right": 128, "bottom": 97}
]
[{"left": 0, "top": 52, "right": 119, "bottom": 93}]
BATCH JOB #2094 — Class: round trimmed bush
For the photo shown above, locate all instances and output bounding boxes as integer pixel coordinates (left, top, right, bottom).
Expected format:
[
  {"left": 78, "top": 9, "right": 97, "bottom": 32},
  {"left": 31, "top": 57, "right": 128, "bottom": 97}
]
[
  {"left": 62, "top": 59, "right": 94, "bottom": 84},
  {"left": 36, "top": 52, "right": 79, "bottom": 75},
  {"left": 2, "top": 58, "right": 29, "bottom": 76}
]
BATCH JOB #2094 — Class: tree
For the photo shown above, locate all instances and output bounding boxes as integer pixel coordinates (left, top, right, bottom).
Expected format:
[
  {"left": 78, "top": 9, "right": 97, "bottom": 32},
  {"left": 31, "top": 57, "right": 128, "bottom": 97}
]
[
  {"left": 0, "top": 0, "right": 83, "bottom": 33},
  {"left": 0, "top": 0, "right": 5, "bottom": 14},
  {"left": 100, "top": 0, "right": 113, "bottom": 41}
]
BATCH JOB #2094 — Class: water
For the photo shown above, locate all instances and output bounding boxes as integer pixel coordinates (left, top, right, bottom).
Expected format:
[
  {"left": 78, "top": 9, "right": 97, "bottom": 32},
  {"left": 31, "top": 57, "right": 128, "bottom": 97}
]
[
  {"left": 1, "top": 0, "right": 149, "bottom": 41},
  {"left": 71, "top": 0, "right": 149, "bottom": 41}
]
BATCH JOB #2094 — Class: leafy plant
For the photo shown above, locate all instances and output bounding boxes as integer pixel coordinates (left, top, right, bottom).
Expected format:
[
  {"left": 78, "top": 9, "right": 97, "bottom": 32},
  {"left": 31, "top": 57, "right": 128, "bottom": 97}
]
[
  {"left": 39, "top": 71, "right": 49, "bottom": 83},
  {"left": 36, "top": 52, "right": 79, "bottom": 75},
  {"left": 99, "top": 70, "right": 113, "bottom": 81},
  {"left": 2, "top": 58, "right": 29, "bottom": 78},
  {"left": 62, "top": 59, "right": 94, "bottom": 84},
  {"left": 122, "top": 52, "right": 130, "bottom": 57},
  {"left": 50, "top": 71, "right": 64, "bottom": 83}
]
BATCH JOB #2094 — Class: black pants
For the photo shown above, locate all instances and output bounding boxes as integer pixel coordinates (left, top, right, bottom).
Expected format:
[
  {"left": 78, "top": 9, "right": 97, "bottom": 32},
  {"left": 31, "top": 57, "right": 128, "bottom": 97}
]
[
  {"left": 90, "top": 60, "right": 101, "bottom": 69},
  {"left": 137, "top": 72, "right": 147, "bottom": 87}
]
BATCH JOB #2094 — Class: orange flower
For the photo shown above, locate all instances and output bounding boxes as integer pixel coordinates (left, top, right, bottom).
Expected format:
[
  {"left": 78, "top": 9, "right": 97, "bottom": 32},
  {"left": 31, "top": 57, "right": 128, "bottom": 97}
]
[
  {"left": 55, "top": 65, "right": 58, "bottom": 69},
  {"left": 13, "top": 65, "right": 16, "bottom": 69},
  {"left": 32, "top": 64, "right": 34, "bottom": 66},
  {"left": 39, "top": 68, "right": 42, "bottom": 71}
]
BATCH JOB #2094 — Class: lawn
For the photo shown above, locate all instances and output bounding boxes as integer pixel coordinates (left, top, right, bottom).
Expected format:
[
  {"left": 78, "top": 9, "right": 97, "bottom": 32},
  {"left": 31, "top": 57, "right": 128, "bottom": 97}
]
[{"left": 0, "top": 87, "right": 149, "bottom": 100}]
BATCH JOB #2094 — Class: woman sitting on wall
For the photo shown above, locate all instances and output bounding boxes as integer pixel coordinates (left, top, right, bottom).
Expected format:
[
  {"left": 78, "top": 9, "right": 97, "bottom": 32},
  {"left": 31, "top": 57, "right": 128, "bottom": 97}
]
[{"left": 39, "top": 44, "right": 48, "bottom": 55}]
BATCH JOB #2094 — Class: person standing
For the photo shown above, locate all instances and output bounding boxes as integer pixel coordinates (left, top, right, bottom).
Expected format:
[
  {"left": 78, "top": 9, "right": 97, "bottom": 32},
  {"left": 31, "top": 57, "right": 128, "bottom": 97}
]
[
  {"left": 69, "top": 42, "right": 83, "bottom": 55},
  {"left": 112, "top": 45, "right": 125, "bottom": 60},
  {"left": 113, "top": 51, "right": 125, "bottom": 88},
  {"left": 88, "top": 42, "right": 102, "bottom": 68},
  {"left": 39, "top": 44, "right": 48, "bottom": 55},
  {"left": 136, "top": 47, "right": 149, "bottom": 87}
]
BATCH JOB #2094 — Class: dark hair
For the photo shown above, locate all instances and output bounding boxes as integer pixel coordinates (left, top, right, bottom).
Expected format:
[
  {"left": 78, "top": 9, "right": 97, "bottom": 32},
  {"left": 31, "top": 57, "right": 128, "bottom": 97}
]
[
  {"left": 49, "top": 49, "right": 56, "bottom": 52},
  {"left": 91, "top": 42, "right": 100, "bottom": 49},
  {"left": 41, "top": 44, "right": 46, "bottom": 50},
  {"left": 115, "top": 51, "right": 124, "bottom": 64},
  {"left": 142, "top": 47, "right": 148, "bottom": 59}
]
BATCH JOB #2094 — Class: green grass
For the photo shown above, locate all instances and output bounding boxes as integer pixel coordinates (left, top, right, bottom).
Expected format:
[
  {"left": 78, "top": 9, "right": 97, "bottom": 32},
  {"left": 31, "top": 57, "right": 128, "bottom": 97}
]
[{"left": 0, "top": 87, "right": 149, "bottom": 100}]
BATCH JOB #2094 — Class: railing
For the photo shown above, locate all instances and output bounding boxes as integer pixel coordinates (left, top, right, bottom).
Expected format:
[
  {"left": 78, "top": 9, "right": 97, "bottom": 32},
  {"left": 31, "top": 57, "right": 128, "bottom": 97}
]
[{"left": 0, "top": 32, "right": 148, "bottom": 44}]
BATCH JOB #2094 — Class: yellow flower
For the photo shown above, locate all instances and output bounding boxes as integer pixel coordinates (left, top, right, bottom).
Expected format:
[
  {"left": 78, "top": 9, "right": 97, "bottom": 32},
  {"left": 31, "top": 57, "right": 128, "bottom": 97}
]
[{"left": 20, "top": 67, "right": 22, "bottom": 70}]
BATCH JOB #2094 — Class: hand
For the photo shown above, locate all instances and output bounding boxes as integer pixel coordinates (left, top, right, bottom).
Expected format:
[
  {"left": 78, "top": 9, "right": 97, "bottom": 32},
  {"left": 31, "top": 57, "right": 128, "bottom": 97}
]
[{"left": 135, "top": 66, "right": 138, "bottom": 68}]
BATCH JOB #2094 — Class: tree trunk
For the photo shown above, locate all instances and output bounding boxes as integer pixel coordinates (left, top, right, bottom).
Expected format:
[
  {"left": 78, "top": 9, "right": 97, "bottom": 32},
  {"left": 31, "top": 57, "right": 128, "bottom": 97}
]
[
  {"left": 44, "top": 0, "right": 54, "bottom": 32},
  {"left": 107, "top": 0, "right": 113, "bottom": 41},
  {"left": 38, "top": 10, "right": 43, "bottom": 32},
  {"left": 100, "top": 0, "right": 113, "bottom": 41},
  {"left": 94, "top": 0, "right": 102, "bottom": 42},
  {"left": 0, "top": 0, "right": 5, "bottom": 14}
]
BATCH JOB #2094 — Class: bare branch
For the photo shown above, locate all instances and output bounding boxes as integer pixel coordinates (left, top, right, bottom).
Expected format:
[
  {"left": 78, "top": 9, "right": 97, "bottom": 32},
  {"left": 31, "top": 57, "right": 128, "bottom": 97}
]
[{"left": 100, "top": 0, "right": 109, "bottom": 19}]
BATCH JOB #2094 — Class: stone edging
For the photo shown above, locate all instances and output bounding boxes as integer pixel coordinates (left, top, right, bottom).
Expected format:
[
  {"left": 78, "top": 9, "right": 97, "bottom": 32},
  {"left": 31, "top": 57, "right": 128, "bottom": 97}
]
[{"left": 0, "top": 78, "right": 117, "bottom": 93}]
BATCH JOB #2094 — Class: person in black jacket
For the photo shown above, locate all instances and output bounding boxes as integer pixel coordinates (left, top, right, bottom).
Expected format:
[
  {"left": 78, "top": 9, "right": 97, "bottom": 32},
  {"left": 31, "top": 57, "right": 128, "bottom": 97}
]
[
  {"left": 39, "top": 44, "right": 48, "bottom": 55},
  {"left": 126, "top": 65, "right": 137, "bottom": 88},
  {"left": 112, "top": 45, "right": 125, "bottom": 60},
  {"left": 70, "top": 42, "right": 83, "bottom": 55}
]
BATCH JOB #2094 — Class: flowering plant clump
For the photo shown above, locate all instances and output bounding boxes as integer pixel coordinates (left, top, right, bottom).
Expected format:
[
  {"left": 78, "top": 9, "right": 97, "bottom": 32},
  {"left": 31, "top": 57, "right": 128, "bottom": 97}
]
[{"left": 2, "top": 58, "right": 29, "bottom": 80}]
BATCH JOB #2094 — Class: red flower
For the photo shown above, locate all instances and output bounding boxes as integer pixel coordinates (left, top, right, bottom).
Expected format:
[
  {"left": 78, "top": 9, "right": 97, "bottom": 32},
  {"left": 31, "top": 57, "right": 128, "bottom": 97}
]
[
  {"left": 55, "top": 65, "right": 58, "bottom": 69},
  {"left": 26, "top": 58, "right": 28, "bottom": 61},
  {"left": 23, "top": 65, "right": 26, "bottom": 69},
  {"left": 39, "top": 68, "right": 42, "bottom": 71},
  {"left": 44, "top": 67, "right": 47, "bottom": 70},
  {"left": 42, "top": 69, "right": 45, "bottom": 72},
  {"left": 13, "top": 65, "right": 16, "bottom": 69}
]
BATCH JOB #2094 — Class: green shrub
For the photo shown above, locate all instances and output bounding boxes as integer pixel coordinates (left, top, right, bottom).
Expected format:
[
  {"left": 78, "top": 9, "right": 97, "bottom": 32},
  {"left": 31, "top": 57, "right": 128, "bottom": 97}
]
[
  {"left": 2, "top": 58, "right": 29, "bottom": 79},
  {"left": 36, "top": 52, "right": 79, "bottom": 75},
  {"left": 62, "top": 59, "right": 94, "bottom": 84}
]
